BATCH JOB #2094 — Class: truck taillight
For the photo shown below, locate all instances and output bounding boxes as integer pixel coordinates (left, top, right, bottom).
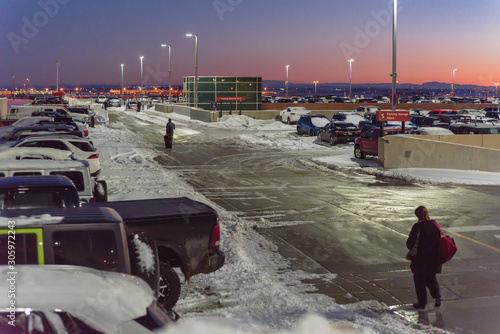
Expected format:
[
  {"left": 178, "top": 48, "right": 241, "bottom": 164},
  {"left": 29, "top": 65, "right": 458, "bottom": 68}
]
[
  {"left": 88, "top": 153, "right": 99, "bottom": 159},
  {"left": 210, "top": 224, "right": 220, "bottom": 248},
  {"left": 90, "top": 198, "right": 96, "bottom": 202}
]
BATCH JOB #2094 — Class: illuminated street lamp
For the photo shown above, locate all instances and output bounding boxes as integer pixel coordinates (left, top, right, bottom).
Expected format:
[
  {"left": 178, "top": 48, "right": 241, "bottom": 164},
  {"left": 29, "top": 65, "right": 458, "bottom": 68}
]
[
  {"left": 285, "top": 65, "right": 290, "bottom": 97},
  {"left": 495, "top": 82, "right": 499, "bottom": 96},
  {"left": 121, "top": 64, "right": 124, "bottom": 101},
  {"left": 186, "top": 33, "right": 198, "bottom": 108},
  {"left": 348, "top": 59, "right": 354, "bottom": 99},
  {"left": 313, "top": 81, "right": 318, "bottom": 97},
  {"left": 452, "top": 68, "right": 457, "bottom": 96},
  {"left": 56, "top": 60, "right": 60, "bottom": 91},
  {"left": 139, "top": 56, "right": 144, "bottom": 91},
  {"left": 161, "top": 44, "right": 172, "bottom": 104},
  {"left": 26, "top": 78, "right": 30, "bottom": 91}
]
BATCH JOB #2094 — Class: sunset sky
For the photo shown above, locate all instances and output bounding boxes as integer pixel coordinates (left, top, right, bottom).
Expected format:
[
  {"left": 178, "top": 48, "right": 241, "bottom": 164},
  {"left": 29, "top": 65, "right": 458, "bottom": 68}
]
[{"left": 1, "top": 0, "right": 500, "bottom": 88}]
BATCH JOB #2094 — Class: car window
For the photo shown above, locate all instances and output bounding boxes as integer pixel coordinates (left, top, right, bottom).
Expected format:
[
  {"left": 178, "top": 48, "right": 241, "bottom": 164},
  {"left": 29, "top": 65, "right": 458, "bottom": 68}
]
[
  {"left": 311, "top": 117, "right": 329, "bottom": 128},
  {"left": 0, "top": 232, "right": 39, "bottom": 264},
  {"left": 50, "top": 171, "right": 84, "bottom": 190},
  {"left": 53, "top": 230, "right": 119, "bottom": 270},
  {"left": 69, "top": 141, "right": 94, "bottom": 152},
  {"left": 13, "top": 172, "right": 43, "bottom": 176}
]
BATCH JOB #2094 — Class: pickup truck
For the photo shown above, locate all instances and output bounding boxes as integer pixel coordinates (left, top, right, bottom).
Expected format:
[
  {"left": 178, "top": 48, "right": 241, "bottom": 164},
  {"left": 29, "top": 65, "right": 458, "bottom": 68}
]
[{"left": 0, "top": 197, "right": 225, "bottom": 310}]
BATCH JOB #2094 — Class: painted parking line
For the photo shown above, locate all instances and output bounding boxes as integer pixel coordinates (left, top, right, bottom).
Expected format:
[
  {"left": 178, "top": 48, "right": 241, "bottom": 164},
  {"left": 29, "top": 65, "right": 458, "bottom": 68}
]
[{"left": 444, "top": 225, "right": 500, "bottom": 253}]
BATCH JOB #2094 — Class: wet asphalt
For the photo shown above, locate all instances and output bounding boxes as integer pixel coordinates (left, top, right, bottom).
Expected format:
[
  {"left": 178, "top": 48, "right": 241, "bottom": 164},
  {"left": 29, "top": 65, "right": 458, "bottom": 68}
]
[{"left": 121, "top": 113, "right": 500, "bottom": 333}]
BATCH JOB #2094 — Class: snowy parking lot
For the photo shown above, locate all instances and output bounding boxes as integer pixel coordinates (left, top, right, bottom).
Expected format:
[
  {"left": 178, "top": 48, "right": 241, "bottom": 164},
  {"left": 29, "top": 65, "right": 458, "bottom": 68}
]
[{"left": 82, "top": 105, "right": 500, "bottom": 333}]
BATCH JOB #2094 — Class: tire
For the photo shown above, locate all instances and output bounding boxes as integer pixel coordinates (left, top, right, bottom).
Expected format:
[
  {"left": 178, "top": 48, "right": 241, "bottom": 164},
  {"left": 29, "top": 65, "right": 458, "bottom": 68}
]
[
  {"left": 329, "top": 136, "right": 336, "bottom": 146},
  {"left": 287, "top": 118, "right": 292, "bottom": 125},
  {"left": 279, "top": 116, "right": 283, "bottom": 122},
  {"left": 94, "top": 180, "right": 108, "bottom": 202},
  {"left": 309, "top": 130, "right": 314, "bottom": 136},
  {"left": 158, "top": 262, "right": 181, "bottom": 310},
  {"left": 297, "top": 126, "right": 302, "bottom": 135},
  {"left": 129, "top": 236, "right": 160, "bottom": 297},
  {"left": 354, "top": 145, "right": 366, "bottom": 159}
]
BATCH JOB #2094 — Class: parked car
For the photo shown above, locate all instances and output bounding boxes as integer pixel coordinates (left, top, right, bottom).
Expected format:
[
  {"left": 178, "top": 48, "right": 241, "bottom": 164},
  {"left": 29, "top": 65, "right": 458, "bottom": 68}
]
[
  {"left": 331, "top": 112, "right": 365, "bottom": 127},
  {"left": 0, "top": 116, "right": 53, "bottom": 136},
  {"left": 317, "top": 121, "right": 360, "bottom": 145},
  {"left": 354, "top": 105, "right": 380, "bottom": 113},
  {"left": 96, "top": 95, "right": 108, "bottom": 103},
  {"left": 279, "top": 106, "right": 310, "bottom": 124},
  {"left": 481, "top": 106, "right": 500, "bottom": 114},
  {"left": 31, "top": 96, "right": 68, "bottom": 105},
  {"left": 458, "top": 109, "right": 483, "bottom": 117},
  {"left": 354, "top": 127, "right": 405, "bottom": 159},
  {"left": 0, "top": 266, "right": 177, "bottom": 333},
  {"left": 426, "top": 109, "right": 458, "bottom": 117},
  {"left": 484, "top": 111, "right": 500, "bottom": 120},
  {"left": 409, "top": 108, "right": 429, "bottom": 115},
  {"left": 0, "top": 175, "right": 80, "bottom": 209},
  {"left": 5, "top": 135, "right": 101, "bottom": 176},
  {"left": 448, "top": 123, "right": 500, "bottom": 134},
  {"left": 109, "top": 97, "right": 121, "bottom": 107},
  {"left": 0, "top": 124, "right": 83, "bottom": 142},
  {"left": 297, "top": 114, "right": 330, "bottom": 136},
  {"left": 409, "top": 127, "right": 454, "bottom": 135},
  {"left": 126, "top": 100, "right": 138, "bottom": 110},
  {"left": 0, "top": 159, "right": 105, "bottom": 203},
  {"left": 409, "top": 115, "right": 435, "bottom": 127}
]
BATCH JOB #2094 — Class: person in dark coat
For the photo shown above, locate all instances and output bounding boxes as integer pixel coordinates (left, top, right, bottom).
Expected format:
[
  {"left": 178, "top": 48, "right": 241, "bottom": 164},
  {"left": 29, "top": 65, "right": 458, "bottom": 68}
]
[
  {"left": 406, "top": 205, "right": 442, "bottom": 309},
  {"left": 164, "top": 119, "right": 175, "bottom": 148},
  {"left": 137, "top": 101, "right": 142, "bottom": 113}
]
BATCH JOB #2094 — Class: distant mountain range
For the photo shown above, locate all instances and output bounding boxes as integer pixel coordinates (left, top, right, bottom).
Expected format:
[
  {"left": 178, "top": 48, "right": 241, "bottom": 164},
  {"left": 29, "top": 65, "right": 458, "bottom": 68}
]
[{"left": 263, "top": 80, "right": 494, "bottom": 91}]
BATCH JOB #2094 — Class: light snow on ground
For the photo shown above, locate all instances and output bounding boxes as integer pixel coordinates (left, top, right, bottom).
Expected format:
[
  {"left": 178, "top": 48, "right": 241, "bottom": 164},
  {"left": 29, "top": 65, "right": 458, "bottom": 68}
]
[{"left": 86, "top": 108, "right": 470, "bottom": 333}]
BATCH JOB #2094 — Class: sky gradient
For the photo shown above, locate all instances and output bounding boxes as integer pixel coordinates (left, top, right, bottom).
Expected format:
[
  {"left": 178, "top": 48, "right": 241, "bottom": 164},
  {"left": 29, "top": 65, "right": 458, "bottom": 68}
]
[{"left": 2, "top": 0, "right": 500, "bottom": 88}]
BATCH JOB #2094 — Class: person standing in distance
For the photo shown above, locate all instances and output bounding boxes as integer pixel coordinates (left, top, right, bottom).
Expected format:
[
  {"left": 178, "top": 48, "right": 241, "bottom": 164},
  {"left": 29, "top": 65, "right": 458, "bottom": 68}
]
[
  {"left": 406, "top": 205, "right": 442, "bottom": 310},
  {"left": 164, "top": 119, "right": 175, "bottom": 148}
]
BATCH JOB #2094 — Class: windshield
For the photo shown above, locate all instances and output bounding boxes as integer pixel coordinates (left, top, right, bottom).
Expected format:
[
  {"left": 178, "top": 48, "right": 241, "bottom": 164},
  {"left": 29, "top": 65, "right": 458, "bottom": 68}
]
[{"left": 311, "top": 117, "right": 330, "bottom": 128}]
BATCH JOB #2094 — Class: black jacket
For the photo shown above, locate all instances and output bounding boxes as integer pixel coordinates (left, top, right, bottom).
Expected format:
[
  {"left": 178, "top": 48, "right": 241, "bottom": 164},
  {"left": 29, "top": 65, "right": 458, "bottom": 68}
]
[{"left": 406, "top": 220, "right": 442, "bottom": 274}]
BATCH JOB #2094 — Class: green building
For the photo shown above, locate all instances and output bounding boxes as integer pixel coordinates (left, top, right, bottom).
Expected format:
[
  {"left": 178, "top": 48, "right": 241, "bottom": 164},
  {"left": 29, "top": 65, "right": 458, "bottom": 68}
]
[{"left": 183, "top": 76, "right": 262, "bottom": 111}]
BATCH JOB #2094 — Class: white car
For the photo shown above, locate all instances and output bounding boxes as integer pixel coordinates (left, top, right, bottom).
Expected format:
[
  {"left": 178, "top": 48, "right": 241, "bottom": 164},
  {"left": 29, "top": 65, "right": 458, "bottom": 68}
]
[
  {"left": 0, "top": 147, "right": 74, "bottom": 160},
  {"left": 279, "top": 106, "right": 311, "bottom": 124},
  {"left": 8, "top": 135, "right": 101, "bottom": 176},
  {"left": 96, "top": 95, "right": 107, "bottom": 103},
  {"left": 109, "top": 97, "right": 121, "bottom": 107},
  {"left": 355, "top": 106, "right": 380, "bottom": 113},
  {"left": 0, "top": 266, "right": 175, "bottom": 333},
  {"left": 409, "top": 127, "right": 454, "bottom": 135}
]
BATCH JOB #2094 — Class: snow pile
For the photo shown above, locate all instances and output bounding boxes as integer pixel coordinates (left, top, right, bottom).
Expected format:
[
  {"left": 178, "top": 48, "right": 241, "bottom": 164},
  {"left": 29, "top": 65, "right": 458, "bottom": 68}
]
[
  {"left": 132, "top": 234, "right": 156, "bottom": 274},
  {"left": 0, "top": 214, "right": 64, "bottom": 226}
]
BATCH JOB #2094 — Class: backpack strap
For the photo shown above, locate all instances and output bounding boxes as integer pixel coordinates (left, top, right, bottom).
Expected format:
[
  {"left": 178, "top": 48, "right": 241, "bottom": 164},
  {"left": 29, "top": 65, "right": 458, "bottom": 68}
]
[{"left": 432, "top": 220, "right": 444, "bottom": 236}]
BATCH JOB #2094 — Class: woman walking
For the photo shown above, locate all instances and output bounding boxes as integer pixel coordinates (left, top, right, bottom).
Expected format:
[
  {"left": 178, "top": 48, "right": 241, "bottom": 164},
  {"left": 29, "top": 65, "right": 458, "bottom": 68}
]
[{"left": 407, "top": 205, "right": 442, "bottom": 309}]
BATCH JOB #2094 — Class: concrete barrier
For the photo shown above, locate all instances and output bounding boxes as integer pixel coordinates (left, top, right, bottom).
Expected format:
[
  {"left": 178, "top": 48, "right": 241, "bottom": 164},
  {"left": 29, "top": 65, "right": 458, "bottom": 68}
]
[
  {"left": 381, "top": 134, "right": 500, "bottom": 172},
  {"left": 0, "top": 98, "right": 7, "bottom": 119}
]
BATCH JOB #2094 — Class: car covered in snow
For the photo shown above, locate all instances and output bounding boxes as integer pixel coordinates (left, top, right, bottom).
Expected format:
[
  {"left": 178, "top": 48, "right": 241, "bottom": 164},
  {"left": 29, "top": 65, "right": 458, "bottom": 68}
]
[
  {"left": 409, "top": 127, "right": 454, "bottom": 135},
  {"left": 296, "top": 114, "right": 330, "bottom": 136},
  {"left": 331, "top": 112, "right": 365, "bottom": 127},
  {"left": 0, "top": 265, "right": 177, "bottom": 333},
  {"left": 279, "top": 106, "right": 310, "bottom": 124},
  {"left": 4, "top": 135, "right": 101, "bottom": 176},
  {"left": 317, "top": 121, "right": 360, "bottom": 145}
]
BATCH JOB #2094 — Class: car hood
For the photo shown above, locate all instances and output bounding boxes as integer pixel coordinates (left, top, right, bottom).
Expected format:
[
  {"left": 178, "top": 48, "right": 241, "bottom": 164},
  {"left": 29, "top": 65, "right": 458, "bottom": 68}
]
[{"left": 0, "top": 265, "right": 154, "bottom": 334}]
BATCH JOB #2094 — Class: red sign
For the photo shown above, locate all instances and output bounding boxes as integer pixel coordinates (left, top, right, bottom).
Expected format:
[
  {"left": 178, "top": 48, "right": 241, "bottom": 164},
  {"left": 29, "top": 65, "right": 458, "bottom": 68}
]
[
  {"left": 216, "top": 96, "right": 246, "bottom": 101},
  {"left": 52, "top": 92, "right": 64, "bottom": 96},
  {"left": 376, "top": 110, "right": 410, "bottom": 122}
]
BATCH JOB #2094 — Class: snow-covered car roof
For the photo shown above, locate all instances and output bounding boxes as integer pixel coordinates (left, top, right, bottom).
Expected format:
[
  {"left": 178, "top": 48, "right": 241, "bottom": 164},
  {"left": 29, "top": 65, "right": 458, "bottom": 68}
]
[
  {"left": 0, "top": 265, "right": 154, "bottom": 333},
  {"left": 0, "top": 147, "right": 74, "bottom": 160},
  {"left": 409, "top": 127, "right": 454, "bottom": 135}
]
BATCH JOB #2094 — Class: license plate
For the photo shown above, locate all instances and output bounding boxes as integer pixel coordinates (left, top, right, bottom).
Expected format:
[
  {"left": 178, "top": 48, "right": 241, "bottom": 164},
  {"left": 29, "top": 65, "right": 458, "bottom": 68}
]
[{"left": 347, "top": 132, "right": 353, "bottom": 135}]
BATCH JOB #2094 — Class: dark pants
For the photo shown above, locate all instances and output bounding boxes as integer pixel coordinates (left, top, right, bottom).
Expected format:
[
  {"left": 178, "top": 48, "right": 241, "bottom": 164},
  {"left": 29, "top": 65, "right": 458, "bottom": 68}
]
[
  {"left": 413, "top": 272, "right": 440, "bottom": 305},
  {"left": 164, "top": 133, "right": 173, "bottom": 148}
]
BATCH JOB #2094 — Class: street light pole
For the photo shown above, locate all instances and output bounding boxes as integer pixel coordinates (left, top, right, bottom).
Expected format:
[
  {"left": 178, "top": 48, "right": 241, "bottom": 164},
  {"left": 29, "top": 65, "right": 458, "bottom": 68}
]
[
  {"left": 313, "top": 81, "right": 318, "bottom": 97},
  {"left": 390, "top": 0, "right": 397, "bottom": 112},
  {"left": 452, "top": 68, "right": 457, "bottom": 96},
  {"left": 285, "top": 65, "right": 290, "bottom": 98},
  {"left": 121, "top": 64, "right": 124, "bottom": 102},
  {"left": 186, "top": 33, "right": 198, "bottom": 108},
  {"left": 161, "top": 44, "right": 172, "bottom": 104},
  {"left": 348, "top": 59, "right": 354, "bottom": 99},
  {"left": 139, "top": 56, "right": 144, "bottom": 92},
  {"left": 495, "top": 83, "right": 498, "bottom": 96},
  {"left": 56, "top": 60, "right": 60, "bottom": 91}
]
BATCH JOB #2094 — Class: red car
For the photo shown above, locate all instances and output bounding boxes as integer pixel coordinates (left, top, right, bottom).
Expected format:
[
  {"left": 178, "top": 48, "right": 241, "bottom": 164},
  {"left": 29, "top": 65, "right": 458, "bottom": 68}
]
[{"left": 354, "top": 127, "right": 405, "bottom": 159}]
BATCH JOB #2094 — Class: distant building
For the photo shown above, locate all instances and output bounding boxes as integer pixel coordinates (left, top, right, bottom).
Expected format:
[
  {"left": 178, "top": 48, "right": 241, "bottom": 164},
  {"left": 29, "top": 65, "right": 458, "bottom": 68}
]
[{"left": 183, "top": 76, "right": 262, "bottom": 111}]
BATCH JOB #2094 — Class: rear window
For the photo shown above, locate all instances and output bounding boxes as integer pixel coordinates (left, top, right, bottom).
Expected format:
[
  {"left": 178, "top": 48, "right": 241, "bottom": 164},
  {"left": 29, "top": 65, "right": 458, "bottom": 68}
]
[
  {"left": 50, "top": 171, "right": 84, "bottom": 191},
  {"left": 0, "top": 233, "right": 39, "bottom": 265},
  {"left": 0, "top": 188, "right": 78, "bottom": 209},
  {"left": 69, "top": 141, "right": 94, "bottom": 152},
  {"left": 13, "top": 172, "right": 42, "bottom": 176},
  {"left": 336, "top": 123, "right": 357, "bottom": 130},
  {"left": 53, "top": 230, "right": 119, "bottom": 270}
]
